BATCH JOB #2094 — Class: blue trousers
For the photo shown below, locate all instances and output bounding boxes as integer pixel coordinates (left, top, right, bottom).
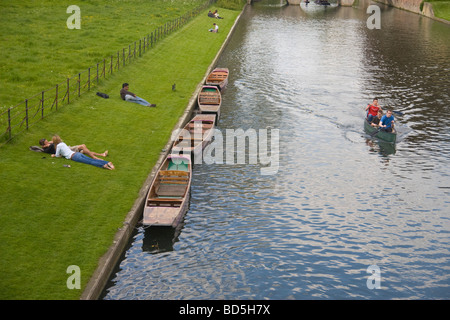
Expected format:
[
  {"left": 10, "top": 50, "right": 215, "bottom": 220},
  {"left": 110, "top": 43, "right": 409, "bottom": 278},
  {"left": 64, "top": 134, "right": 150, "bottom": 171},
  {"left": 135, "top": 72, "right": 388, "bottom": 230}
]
[
  {"left": 72, "top": 152, "right": 108, "bottom": 168},
  {"left": 125, "top": 94, "right": 151, "bottom": 106}
]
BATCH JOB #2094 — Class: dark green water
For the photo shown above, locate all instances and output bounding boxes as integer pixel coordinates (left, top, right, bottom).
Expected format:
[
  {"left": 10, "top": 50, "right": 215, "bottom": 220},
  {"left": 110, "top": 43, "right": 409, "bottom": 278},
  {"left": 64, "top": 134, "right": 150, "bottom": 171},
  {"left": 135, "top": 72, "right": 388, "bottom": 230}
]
[{"left": 102, "top": 0, "right": 450, "bottom": 299}]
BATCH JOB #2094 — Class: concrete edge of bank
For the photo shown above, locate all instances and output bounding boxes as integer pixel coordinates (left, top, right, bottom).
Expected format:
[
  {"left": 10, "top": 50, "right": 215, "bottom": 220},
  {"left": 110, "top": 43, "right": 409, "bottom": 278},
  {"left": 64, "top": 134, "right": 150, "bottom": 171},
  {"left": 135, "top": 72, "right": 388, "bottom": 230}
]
[{"left": 80, "top": 4, "right": 248, "bottom": 300}]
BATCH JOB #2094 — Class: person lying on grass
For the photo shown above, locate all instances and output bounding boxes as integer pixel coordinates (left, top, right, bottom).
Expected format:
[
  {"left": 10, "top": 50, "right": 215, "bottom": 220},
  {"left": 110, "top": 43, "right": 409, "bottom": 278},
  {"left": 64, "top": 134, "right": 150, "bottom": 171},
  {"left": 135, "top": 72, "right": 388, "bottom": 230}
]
[
  {"left": 51, "top": 135, "right": 115, "bottom": 170},
  {"left": 39, "top": 138, "right": 108, "bottom": 160}
]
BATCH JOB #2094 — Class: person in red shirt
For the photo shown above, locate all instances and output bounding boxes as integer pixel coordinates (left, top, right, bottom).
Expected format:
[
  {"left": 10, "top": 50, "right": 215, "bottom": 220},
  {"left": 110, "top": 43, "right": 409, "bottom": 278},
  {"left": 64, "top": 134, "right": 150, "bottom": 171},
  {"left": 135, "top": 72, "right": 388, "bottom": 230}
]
[{"left": 365, "top": 98, "right": 382, "bottom": 122}]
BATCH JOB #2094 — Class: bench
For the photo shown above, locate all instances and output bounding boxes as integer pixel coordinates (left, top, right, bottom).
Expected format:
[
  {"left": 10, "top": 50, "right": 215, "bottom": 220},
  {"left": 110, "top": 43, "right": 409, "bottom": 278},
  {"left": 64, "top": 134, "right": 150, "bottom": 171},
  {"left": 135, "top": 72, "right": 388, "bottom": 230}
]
[
  {"left": 207, "top": 73, "right": 228, "bottom": 81},
  {"left": 199, "top": 94, "right": 220, "bottom": 105},
  {"left": 147, "top": 198, "right": 182, "bottom": 207}
]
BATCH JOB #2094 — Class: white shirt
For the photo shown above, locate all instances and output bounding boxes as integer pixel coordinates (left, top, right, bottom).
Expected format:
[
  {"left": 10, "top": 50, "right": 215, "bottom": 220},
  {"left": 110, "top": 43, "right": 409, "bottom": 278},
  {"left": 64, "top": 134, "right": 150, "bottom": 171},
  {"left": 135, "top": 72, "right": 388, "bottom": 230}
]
[{"left": 55, "top": 142, "right": 75, "bottom": 160}]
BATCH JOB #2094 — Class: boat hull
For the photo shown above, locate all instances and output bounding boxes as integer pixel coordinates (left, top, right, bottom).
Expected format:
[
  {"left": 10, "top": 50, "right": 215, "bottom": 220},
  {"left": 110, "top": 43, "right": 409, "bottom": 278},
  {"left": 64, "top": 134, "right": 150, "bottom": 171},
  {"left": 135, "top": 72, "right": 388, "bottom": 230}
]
[
  {"left": 205, "top": 68, "right": 229, "bottom": 91},
  {"left": 198, "top": 85, "right": 221, "bottom": 119},
  {"left": 172, "top": 114, "right": 216, "bottom": 157},
  {"left": 364, "top": 119, "right": 397, "bottom": 143},
  {"left": 143, "top": 190, "right": 190, "bottom": 227},
  {"left": 143, "top": 155, "right": 192, "bottom": 227}
]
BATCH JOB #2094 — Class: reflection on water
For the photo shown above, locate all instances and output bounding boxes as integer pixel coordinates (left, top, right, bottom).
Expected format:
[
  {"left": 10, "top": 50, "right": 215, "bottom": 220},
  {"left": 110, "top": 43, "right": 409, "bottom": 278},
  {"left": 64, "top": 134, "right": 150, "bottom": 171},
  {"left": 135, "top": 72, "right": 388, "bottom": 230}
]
[
  {"left": 142, "top": 227, "right": 182, "bottom": 254},
  {"left": 102, "top": 0, "right": 450, "bottom": 300}
]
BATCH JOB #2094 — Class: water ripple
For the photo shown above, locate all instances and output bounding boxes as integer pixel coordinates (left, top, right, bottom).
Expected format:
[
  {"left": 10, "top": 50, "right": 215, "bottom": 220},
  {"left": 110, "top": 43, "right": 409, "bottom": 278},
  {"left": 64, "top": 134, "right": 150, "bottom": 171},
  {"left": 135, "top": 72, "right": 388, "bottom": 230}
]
[{"left": 103, "top": 1, "right": 450, "bottom": 300}]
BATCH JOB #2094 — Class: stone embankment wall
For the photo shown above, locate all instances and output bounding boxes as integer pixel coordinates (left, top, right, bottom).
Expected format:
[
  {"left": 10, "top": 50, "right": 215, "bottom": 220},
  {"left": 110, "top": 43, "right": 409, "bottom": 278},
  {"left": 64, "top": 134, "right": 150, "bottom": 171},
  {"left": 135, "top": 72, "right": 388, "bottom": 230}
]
[
  {"left": 375, "top": 0, "right": 423, "bottom": 14},
  {"left": 375, "top": 0, "right": 449, "bottom": 24}
]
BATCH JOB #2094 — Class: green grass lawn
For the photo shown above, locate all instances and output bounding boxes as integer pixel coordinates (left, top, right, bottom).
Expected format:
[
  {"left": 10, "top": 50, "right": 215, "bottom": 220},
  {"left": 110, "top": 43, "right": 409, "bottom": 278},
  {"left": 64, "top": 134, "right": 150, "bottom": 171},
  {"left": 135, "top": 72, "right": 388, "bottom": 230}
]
[
  {"left": 429, "top": 1, "right": 450, "bottom": 20},
  {"left": 0, "top": 0, "right": 212, "bottom": 110},
  {"left": 0, "top": 1, "right": 242, "bottom": 299}
]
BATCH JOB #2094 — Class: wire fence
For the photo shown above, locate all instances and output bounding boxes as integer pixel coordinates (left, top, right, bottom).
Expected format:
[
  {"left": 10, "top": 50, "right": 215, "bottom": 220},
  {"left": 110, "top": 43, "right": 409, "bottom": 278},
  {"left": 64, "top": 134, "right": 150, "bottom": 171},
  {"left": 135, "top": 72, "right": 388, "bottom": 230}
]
[{"left": 0, "top": 0, "right": 216, "bottom": 147}]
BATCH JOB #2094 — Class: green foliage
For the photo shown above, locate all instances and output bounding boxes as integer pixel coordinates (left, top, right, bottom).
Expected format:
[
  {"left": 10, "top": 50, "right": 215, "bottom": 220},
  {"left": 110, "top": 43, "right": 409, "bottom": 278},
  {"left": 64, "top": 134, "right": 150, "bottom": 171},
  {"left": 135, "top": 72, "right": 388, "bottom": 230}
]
[
  {"left": 0, "top": 0, "right": 206, "bottom": 110},
  {"left": 216, "top": 0, "right": 247, "bottom": 10},
  {"left": 0, "top": 0, "right": 240, "bottom": 299},
  {"left": 428, "top": 1, "right": 450, "bottom": 20}
]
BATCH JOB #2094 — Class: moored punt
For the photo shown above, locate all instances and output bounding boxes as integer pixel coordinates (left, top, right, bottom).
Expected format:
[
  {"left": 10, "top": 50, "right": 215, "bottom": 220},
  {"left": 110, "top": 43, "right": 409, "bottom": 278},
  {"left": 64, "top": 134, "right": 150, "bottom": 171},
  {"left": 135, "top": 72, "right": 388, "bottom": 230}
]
[
  {"left": 364, "top": 119, "right": 397, "bottom": 144},
  {"left": 143, "top": 154, "right": 192, "bottom": 228},
  {"left": 205, "top": 68, "right": 229, "bottom": 90},
  {"left": 172, "top": 114, "right": 216, "bottom": 157},
  {"left": 198, "top": 85, "right": 221, "bottom": 118}
]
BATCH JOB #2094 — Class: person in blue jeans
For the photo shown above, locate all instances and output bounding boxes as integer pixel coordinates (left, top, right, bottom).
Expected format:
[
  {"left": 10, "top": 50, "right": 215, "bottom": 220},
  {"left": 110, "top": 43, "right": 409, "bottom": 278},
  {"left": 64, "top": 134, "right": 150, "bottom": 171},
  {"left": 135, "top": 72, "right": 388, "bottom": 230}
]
[
  {"left": 52, "top": 135, "right": 115, "bottom": 170},
  {"left": 379, "top": 109, "right": 395, "bottom": 132},
  {"left": 120, "top": 83, "right": 156, "bottom": 107}
]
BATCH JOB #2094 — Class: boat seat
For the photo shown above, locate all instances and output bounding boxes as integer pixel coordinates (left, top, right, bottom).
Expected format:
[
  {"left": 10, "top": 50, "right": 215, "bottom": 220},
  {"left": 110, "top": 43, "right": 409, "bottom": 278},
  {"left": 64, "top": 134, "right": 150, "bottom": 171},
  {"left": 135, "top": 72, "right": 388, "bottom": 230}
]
[
  {"left": 199, "top": 97, "right": 220, "bottom": 105},
  {"left": 158, "top": 170, "right": 189, "bottom": 184},
  {"left": 187, "top": 123, "right": 214, "bottom": 129},
  {"left": 147, "top": 198, "right": 182, "bottom": 207},
  {"left": 177, "top": 136, "right": 204, "bottom": 141},
  {"left": 208, "top": 73, "right": 228, "bottom": 80}
]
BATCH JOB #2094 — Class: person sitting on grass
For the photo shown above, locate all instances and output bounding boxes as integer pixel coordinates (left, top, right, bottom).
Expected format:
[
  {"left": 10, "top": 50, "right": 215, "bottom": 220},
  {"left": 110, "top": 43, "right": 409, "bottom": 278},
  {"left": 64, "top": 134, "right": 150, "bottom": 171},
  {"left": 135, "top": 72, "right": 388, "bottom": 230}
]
[
  {"left": 51, "top": 135, "right": 115, "bottom": 170},
  {"left": 213, "top": 10, "right": 224, "bottom": 19},
  {"left": 39, "top": 138, "right": 108, "bottom": 160},
  {"left": 120, "top": 83, "right": 156, "bottom": 107},
  {"left": 209, "top": 23, "right": 219, "bottom": 33}
]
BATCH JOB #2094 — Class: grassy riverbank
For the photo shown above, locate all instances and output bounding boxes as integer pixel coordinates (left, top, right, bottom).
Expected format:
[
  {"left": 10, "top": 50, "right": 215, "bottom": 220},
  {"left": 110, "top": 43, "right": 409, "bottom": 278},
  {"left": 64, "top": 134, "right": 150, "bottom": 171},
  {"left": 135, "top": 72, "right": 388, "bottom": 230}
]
[
  {"left": 0, "top": 0, "right": 208, "bottom": 110},
  {"left": 428, "top": 1, "right": 450, "bottom": 20},
  {"left": 0, "top": 1, "right": 243, "bottom": 299}
]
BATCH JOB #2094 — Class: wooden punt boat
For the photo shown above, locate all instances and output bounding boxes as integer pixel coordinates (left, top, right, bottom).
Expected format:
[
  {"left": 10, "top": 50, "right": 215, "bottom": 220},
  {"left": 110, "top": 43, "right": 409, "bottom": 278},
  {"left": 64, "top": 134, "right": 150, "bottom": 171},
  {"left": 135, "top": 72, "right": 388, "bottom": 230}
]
[
  {"left": 205, "top": 68, "right": 229, "bottom": 90},
  {"left": 143, "top": 154, "right": 192, "bottom": 227},
  {"left": 172, "top": 114, "right": 216, "bottom": 157},
  {"left": 364, "top": 119, "right": 397, "bottom": 144},
  {"left": 198, "top": 85, "right": 221, "bottom": 118}
]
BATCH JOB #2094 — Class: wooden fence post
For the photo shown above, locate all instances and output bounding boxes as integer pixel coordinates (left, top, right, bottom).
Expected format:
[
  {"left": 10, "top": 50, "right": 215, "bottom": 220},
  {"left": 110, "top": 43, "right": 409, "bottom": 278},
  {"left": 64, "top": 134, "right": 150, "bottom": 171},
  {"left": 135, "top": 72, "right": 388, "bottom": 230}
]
[
  {"left": 7, "top": 108, "right": 11, "bottom": 140},
  {"left": 78, "top": 73, "right": 81, "bottom": 97},
  {"left": 67, "top": 78, "right": 70, "bottom": 104},
  {"left": 25, "top": 99, "right": 29, "bottom": 130},
  {"left": 55, "top": 84, "right": 58, "bottom": 111},
  {"left": 41, "top": 91, "right": 45, "bottom": 119}
]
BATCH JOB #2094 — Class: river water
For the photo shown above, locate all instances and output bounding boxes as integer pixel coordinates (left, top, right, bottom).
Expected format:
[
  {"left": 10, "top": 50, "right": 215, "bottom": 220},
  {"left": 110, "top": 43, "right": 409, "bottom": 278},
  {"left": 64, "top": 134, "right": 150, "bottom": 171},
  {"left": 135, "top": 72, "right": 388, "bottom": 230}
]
[{"left": 102, "top": 0, "right": 450, "bottom": 300}]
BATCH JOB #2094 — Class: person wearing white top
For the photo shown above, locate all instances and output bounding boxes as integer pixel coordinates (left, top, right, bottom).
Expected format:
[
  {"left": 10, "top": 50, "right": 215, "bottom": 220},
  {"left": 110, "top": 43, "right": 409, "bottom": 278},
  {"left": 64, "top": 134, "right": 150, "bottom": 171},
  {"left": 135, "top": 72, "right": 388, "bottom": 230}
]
[
  {"left": 209, "top": 23, "right": 218, "bottom": 33},
  {"left": 52, "top": 135, "right": 115, "bottom": 170}
]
